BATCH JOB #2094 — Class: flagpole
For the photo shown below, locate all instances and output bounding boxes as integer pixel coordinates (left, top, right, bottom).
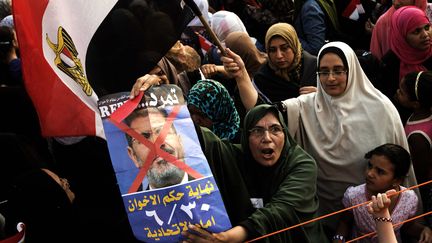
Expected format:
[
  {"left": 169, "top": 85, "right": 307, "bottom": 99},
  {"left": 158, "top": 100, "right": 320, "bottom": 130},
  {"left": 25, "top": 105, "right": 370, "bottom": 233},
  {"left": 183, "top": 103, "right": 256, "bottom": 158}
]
[{"left": 183, "top": 0, "right": 227, "bottom": 56}]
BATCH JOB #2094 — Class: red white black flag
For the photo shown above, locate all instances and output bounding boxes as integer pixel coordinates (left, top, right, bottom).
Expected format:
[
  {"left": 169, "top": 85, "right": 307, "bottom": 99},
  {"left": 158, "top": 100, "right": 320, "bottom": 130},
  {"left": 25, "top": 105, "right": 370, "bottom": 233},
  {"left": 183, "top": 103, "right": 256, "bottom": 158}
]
[
  {"left": 195, "top": 31, "right": 214, "bottom": 55},
  {"left": 13, "top": 0, "right": 194, "bottom": 138}
]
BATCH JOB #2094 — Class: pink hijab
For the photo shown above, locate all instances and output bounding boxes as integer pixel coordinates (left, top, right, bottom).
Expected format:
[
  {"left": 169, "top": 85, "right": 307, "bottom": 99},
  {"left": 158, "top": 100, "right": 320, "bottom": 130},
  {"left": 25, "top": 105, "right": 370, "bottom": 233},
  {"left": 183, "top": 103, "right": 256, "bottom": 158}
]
[
  {"left": 390, "top": 6, "right": 432, "bottom": 81},
  {"left": 370, "top": 0, "right": 427, "bottom": 60}
]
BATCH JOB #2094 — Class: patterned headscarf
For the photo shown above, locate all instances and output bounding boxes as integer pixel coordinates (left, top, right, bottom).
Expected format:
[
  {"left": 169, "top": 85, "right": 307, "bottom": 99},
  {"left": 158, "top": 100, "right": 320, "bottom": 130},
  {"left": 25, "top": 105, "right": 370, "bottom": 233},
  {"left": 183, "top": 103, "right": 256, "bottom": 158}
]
[
  {"left": 265, "top": 23, "right": 302, "bottom": 82},
  {"left": 187, "top": 80, "right": 240, "bottom": 140},
  {"left": 390, "top": 6, "right": 432, "bottom": 81}
]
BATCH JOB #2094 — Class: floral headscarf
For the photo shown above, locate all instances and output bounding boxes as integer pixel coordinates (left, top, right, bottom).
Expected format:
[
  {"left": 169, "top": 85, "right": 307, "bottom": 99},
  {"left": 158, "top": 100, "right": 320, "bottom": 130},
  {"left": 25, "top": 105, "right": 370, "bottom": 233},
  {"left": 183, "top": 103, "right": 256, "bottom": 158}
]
[{"left": 187, "top": 80, "right": 240, "bottom": 140}]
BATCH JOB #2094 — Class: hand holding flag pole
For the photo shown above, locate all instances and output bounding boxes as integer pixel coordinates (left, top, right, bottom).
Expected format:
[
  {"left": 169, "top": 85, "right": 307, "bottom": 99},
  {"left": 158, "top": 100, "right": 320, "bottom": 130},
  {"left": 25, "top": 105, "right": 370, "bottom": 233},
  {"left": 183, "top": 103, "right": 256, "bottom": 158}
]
[{"left": 183, "top": 0, "right": 227, "bottom": 56}]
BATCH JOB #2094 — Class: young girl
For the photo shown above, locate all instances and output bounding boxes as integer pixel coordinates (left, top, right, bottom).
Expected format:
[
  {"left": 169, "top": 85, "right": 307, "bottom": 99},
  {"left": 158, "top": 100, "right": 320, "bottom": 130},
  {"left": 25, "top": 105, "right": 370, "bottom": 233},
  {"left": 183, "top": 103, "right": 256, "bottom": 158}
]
[
  {"left": 396, "top": 71, "right": 432, "bottom": 224},
  {"left": 333, "top": 144, "right": 432, "bottom": 243}
]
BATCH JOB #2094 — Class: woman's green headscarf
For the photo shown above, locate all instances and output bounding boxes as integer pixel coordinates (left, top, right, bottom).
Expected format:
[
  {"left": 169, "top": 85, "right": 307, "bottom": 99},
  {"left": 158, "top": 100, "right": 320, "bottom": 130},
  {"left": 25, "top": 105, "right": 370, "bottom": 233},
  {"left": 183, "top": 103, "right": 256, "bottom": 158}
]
[
  {"left": 241, "top": 104, "right": 291, "bottom": 164},
  {"left": 237, "top": 105, "right": 325, "bottom": 243}
]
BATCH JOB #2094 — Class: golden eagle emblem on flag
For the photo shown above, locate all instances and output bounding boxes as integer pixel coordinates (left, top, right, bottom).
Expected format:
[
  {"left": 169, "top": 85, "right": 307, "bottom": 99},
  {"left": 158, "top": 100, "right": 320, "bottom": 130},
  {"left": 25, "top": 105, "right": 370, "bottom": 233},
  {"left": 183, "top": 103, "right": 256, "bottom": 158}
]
[{"left": 46, "top": 26, "right": 93, "bottom": 96}]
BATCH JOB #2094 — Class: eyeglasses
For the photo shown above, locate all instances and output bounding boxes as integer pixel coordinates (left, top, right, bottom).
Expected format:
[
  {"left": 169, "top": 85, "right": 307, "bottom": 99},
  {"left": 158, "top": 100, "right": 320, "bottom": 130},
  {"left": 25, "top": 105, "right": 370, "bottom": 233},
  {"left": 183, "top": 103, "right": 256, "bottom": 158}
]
[
  {"left": 249, "top": 125, "right": 284, "bottom": 137},
  {"left": 316, "top": 69, "right": 347, "bottom": 78}
]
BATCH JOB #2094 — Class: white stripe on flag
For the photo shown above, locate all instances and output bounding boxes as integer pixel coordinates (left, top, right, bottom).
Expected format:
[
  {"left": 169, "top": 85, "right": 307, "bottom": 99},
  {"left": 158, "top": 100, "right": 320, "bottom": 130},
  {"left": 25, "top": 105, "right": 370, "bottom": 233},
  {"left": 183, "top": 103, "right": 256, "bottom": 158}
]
[{"left": 42, "top": 1, "right": 118, "bottom": 138}]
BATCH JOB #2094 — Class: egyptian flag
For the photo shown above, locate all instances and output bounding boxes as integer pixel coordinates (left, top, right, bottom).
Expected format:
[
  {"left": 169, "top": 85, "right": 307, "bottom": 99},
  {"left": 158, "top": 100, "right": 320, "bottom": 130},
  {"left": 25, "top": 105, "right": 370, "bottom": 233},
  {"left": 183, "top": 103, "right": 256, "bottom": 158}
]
[
  {"left": 195, "top": 31, "right": 214, "bottom": 55},
  {"left": 342, "top": 0, "right": 362, "bottom": 21},
  {"left": 13, "top": 0, "right": 194, "bottom": 138}
]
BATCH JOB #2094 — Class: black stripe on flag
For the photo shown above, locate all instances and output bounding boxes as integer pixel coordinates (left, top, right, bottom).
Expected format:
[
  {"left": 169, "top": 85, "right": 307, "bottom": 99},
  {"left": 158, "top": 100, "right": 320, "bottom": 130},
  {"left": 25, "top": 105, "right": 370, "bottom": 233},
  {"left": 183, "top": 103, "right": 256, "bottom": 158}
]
[{"left": 86, "top": 0, "right": 194, "bottom": 96}]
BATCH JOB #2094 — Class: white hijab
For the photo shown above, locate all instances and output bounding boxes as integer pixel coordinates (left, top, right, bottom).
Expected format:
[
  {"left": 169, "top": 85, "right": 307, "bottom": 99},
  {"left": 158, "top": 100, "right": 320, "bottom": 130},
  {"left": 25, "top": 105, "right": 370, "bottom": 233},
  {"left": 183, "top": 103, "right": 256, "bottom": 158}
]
[
  {"left": 210, "top": 10, "right": 250, "bottom": 46},
  {"left": 282, "top": 41, "right": 416, "bottom": 228}
]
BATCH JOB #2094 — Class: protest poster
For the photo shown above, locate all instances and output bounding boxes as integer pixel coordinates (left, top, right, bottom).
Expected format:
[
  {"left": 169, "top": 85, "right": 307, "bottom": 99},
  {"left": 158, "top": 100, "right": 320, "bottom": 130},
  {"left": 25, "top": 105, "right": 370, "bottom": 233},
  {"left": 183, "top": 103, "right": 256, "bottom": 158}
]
[{"left": 98, "top": 85, "right": 231, "bottom": 242}]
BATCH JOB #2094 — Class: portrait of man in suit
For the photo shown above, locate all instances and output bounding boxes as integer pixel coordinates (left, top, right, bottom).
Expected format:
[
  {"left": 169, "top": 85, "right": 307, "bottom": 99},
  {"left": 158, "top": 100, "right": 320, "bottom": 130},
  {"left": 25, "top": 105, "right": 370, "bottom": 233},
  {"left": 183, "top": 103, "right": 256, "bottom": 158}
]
[{"left": 125, "top": 106, "right": 191, "bottom": 191}]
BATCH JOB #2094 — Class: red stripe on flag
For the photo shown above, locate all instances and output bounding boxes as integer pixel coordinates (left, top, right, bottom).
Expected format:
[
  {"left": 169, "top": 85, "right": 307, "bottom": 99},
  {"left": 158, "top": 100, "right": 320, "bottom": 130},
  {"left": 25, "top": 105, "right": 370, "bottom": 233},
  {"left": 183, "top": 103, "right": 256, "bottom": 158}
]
[
  {"left": 342, "top": 0, "right": 360, "bottom": 18},
  {"left": 0, "top": 222, "right": 25, "bottom": 243},
  {"left": 195, "top": 31, "right": 213, "bottom": 53},
  {"left": 13, "top": 0, "right": 97, "bottom": 137}
]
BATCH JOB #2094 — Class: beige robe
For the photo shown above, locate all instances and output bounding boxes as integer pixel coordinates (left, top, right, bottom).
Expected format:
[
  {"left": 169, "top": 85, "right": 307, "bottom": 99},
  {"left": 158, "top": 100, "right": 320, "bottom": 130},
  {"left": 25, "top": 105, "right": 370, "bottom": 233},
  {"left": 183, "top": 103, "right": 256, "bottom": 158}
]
[{"left": 281, "top": 41, "right": 419, "bottom": 232}]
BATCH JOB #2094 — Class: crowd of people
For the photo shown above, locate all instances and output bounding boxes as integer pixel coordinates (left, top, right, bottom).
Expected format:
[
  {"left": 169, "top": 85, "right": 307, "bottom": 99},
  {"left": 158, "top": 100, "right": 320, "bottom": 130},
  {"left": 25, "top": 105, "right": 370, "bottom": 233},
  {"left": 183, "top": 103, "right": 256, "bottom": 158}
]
[{"left": 2, "top": 0, "right": 432, "bottom": 242}]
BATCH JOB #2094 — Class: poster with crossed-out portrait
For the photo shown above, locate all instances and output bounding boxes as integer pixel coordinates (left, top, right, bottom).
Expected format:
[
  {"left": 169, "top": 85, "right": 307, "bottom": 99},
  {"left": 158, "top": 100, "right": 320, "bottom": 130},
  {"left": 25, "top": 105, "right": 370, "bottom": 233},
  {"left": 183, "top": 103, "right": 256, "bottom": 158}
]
[{"left": 98, "top": 85, "right": 231, "bottom": 242}]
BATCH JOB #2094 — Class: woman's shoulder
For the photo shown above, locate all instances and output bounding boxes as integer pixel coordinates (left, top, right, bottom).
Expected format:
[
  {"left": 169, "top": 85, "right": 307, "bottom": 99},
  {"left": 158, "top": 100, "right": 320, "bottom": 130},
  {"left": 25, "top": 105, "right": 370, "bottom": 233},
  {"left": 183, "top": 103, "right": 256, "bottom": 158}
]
[
  {"left": 301, "top": 51, "right": 317, "bottom": 70},
  {"left": 399, "top": 186, "right": 418, "bottom": 201},
  {"left": 381, "top": 50, "right": 400, "bottom": 66},
  {"left": 394, "top": 186, "right": 418, "bottom": 218},
  {"left": 287, "top": 142, "right": 316, "bottom": 164},
  {"left": 281, "top": 94, "right": 314, "bottom": 119},
  {"left": 254, "top": 62, "right": 272, "bottom": 76},
  {"left": 284, "top": 92, "right": 316, "bottom": 105},
  {"left": 199, "top": 126, "right": 241, "bottom": 152},
  {"left": 342, "top": 184, "right": 366, "bottom": 206},
  {"left": 300, "top": 51, "right": 318, "bottom": 86},
  {"left": 344, "top": 184, "right": 365, "bottom": 196},
  {"left": 253, "top": 63, "right": 275, "bottom": 84},
  {"left": 302, "top": 50, "right": 317, "bottom": 62},
  {"left": 301, "top": 0, "right": 323, "bottom": 12}
]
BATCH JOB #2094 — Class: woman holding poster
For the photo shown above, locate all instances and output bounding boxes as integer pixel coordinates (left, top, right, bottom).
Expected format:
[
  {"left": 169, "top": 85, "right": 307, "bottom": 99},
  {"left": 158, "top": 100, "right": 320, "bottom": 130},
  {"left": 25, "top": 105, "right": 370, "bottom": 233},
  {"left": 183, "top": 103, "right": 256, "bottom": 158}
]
[
  {"left": 129, "top": 84, "right": 326, "bottom": 241},
  {"left": 183, "top": 104, "right": 328, "bottom": 242}
]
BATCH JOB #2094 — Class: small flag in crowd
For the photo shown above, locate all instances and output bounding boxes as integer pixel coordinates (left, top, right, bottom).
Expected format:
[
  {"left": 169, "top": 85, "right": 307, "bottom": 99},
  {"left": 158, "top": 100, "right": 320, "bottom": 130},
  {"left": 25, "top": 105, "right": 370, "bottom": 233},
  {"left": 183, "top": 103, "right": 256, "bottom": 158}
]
[
  {"left": 13, "top": 0, "right": 194, "bottom": 138},
  {"left": 195, "top": 31, "right": 214, "bottom": 55},
  {"left": 342, "top": 0, "right": 364, "bottom": 21}
]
